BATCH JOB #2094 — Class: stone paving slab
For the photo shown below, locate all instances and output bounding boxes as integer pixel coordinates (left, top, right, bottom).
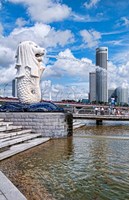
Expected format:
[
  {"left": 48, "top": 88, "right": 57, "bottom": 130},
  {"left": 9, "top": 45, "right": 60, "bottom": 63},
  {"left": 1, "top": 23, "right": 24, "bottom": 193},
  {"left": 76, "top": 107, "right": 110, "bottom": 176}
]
[
  {"left": 0, "top": 137, "right": 50, "bottom": 161},
  {"left": 0, "top": 192, "right": 7, "bottom": 200},
  {"left": 0, "top": 133, "right": 32, "bottom": 142},
  {"left": 0, "top": 171, "right": 27, "bottom": 200},
  {"left": 73, "top": 123, "right": 86, "bottom": 129},
  {"left": 0, "top": 129, "right": 32, "bottom": 139},
  {"left": 0, "top": 122, "right": 13, "bottom": 127},
  {"left": 0, "top": 125, "right": 22, "bottom": 132},
  {"left": 0, "top": 133, "right": 41, "bottom": 148},
  {"left": 73, "top": 121, "right": 86, "bottom": 129}
]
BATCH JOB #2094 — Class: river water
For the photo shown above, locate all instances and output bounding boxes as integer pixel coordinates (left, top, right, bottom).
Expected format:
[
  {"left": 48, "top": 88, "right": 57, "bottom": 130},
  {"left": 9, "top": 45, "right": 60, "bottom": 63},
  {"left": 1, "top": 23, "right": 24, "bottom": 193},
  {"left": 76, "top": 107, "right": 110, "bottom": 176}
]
[{"left": 1, "top": 121, "right": 129, "bottom": 200}]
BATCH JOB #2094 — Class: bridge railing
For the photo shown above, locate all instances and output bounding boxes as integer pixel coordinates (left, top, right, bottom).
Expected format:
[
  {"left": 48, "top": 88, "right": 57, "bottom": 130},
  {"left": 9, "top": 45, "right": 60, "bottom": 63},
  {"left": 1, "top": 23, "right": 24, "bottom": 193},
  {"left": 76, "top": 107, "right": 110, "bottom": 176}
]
[{"left": 75, "top": 108, "right": 129, "bottom": 116}]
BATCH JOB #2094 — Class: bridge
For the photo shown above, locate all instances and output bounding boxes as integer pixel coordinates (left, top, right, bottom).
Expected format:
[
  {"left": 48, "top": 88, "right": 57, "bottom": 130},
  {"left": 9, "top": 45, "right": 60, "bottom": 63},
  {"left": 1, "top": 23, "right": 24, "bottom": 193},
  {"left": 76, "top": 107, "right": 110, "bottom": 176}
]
[{"left": 73, "top": 114, "right": 129, "bottom": 125}]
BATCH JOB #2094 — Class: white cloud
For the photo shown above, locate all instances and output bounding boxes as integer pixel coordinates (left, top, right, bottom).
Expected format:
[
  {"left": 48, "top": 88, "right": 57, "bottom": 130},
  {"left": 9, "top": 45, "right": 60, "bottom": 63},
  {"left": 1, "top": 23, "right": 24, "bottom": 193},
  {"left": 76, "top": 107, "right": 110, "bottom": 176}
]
[
  {"left": 104, "top": 40, "right": 123, "bottom": 46},
  {"left": 71, "top": 12, "right": 106, "bottom": 23},
  {"left": 0, "top": 22, "right": 75, "bottom": 97},
  {"left": 6, "top": 23, "right": 51, "bottom": 47},
  {"left": 0, "top": 23, "right": 3, "bottom": 35},
  {"left": 15, "top": 18, "right": 28, "bottom": 27},
  {"left": 108, "top": 60, "right": 129, "bottom": 89},
  {"left": 84, "top": 0, "right": 100, "bottom": 9},
  {"left": 117, "top": 17, "right": 129, "bottom": 27},
  {"left": 43, "top": 51, "right": 129, "bottom": 98},
  {"left": 0, "top": 65, "right": 16, "bottom": 84},
  {"left": 112, "top": 50, "right": 129, "bottom": 64},
  {"left": 72, "top": 13, "right": 91, "bottom": 22},
  {"left": 102, "top": 30, "right": 126, "bottom": 36},
  {"left": 8, "top": 0, "right": 71, "bottom": 23},
  {"left": 121, "top": 17, "right": 129, "bottom": 26},
  {"left": 43, "top": 28, "right": 74, "bottom": 48},
  {"left": 43, "top": 49, "right": 95, "bottom": 81},
  {"left": 80, "top": 29, "right": 101, "bottom": 48},
  {"left": 1, "top": 23, "right": 74, "bottom": 49},
  {"left": 71, "top": 12, "right": 102, "bottom": 22},
  {"left": 0, "top": 46, "right": 15, "bottom": 67},
  {"left": 0, "top": 23, "right": 74, "bottom": 70}
]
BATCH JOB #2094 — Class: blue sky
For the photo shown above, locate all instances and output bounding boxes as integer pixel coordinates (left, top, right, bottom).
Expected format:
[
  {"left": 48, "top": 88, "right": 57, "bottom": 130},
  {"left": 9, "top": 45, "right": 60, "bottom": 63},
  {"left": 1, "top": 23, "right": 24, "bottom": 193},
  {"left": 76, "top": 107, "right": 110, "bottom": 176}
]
[{"left": 0, "top": 0, "right": 129, "bottom": 100}]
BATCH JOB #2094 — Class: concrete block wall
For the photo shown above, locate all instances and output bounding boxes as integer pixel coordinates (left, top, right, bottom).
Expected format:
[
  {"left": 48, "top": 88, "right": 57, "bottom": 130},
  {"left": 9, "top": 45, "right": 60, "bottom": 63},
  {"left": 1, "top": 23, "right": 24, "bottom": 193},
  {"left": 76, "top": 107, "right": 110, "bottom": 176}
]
[{"left": 0, "top": 112, "right": 73, "bottom": 138}]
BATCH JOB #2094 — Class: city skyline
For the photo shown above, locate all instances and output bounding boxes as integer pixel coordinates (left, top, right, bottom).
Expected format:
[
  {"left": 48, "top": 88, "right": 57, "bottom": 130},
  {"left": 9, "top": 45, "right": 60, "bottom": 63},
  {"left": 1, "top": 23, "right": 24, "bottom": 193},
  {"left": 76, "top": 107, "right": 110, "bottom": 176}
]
[{"left": 0, "top": 0, "right": 129, "bottom": 99}]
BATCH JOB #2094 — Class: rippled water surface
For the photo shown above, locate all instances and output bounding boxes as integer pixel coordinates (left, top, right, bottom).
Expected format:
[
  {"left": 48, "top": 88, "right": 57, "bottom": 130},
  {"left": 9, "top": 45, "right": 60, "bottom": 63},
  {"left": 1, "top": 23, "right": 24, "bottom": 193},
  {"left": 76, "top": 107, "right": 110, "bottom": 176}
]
[{"left": 1, "top": 121, "right": 129, "bottom": 200}]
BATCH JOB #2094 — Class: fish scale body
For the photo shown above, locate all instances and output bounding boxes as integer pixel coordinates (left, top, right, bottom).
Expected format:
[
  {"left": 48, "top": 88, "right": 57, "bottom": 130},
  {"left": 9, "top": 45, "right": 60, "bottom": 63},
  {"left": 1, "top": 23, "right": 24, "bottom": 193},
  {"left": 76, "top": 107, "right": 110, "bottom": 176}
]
[{"left": 17, "top": 67, "right": 41, "bottom": 104}]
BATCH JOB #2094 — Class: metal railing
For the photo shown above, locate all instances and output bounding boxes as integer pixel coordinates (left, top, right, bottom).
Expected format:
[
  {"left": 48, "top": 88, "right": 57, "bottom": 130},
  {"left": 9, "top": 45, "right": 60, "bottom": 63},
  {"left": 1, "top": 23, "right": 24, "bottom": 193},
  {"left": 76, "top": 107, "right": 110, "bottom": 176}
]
[{"left": 75, "top": 108, "right": 129, "bottom": 116}]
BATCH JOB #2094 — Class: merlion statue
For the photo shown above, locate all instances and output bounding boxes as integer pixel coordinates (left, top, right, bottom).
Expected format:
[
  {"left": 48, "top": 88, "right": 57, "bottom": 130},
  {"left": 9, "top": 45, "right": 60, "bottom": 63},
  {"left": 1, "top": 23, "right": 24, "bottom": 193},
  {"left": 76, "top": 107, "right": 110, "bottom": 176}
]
[{"left": 15, "top": 41, "right": 45, "bottom": 104}]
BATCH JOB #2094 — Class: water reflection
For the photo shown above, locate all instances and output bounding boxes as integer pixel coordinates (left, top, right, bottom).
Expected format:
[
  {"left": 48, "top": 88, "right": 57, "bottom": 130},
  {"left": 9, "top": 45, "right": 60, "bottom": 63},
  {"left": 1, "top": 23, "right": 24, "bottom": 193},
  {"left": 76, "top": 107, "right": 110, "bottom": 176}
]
[
  {"left": 1, "top": 122, "right": 129, "bottom": 199},
  {"left": 0, "top": 138, "right": 74, "bottom": 200},
  {"left": 74, "top": 120, "right": 129, "bottom": 136}
]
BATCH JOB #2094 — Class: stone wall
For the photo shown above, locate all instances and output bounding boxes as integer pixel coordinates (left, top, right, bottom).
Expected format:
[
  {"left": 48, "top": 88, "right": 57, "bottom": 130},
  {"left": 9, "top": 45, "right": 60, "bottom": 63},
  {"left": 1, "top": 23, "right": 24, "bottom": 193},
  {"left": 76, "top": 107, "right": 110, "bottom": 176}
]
[{"left": 0, "top": 112, "right": 73, "bottom": 138}]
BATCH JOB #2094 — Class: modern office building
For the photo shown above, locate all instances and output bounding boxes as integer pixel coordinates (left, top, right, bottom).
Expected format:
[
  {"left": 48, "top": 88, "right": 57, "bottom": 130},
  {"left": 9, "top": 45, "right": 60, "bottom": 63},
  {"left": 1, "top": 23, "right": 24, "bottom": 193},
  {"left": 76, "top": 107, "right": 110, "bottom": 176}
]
[
  {"left": 116, "top": 86, "right": 128, "bottom": 105},
  {"left": 12, "top": 79, "right": 17, "bottom": 97},
  {"left": 108, "top": 88, "right": 116, "bottom": 102},
  {"left": 89, "top": 72, "right": 96, "bottom": 103},
  {"left": 96, "top": 47, "right": 108, "bottom": 103}
]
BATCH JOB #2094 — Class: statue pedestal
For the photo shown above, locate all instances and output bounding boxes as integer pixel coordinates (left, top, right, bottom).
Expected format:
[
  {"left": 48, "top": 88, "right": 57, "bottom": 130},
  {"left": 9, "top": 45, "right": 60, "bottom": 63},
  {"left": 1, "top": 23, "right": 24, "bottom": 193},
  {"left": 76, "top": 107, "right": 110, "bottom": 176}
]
[{"left": 0, "top": 112, "right": 73, "bottom": 138}]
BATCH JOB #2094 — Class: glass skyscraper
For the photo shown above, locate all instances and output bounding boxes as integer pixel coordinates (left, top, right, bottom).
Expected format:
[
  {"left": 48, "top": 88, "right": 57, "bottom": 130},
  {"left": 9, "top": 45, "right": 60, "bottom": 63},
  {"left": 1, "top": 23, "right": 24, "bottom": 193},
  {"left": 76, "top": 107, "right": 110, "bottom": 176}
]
[
  {"left": 96, "top": 47, "right": 108, "bottom": 103},
  {"left": 89, "top": 72, "right": 96, "bottom": 103},
  {"left": 116, "top": 86, "right": 128, "bottom": 105}
]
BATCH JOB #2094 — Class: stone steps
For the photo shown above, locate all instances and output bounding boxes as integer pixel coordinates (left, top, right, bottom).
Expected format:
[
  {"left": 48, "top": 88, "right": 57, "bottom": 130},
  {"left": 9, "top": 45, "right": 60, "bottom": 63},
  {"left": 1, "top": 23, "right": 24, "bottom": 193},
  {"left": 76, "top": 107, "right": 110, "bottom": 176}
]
[
  {"left": 1, "top": 132, "right": 35, "bottom": 142},
  {"left": 0, "top": 118, "right": 50, "bottom": 161},
  {"left": 0, "top": 137, "right": 50, "bottom": 161},
  {"left": 0, "top": 129, "right": 32, "bottom": 139},
  {"left": 0, "top": 125, "right": 23, "bottom": 132},
  {"left": 0, "top": 121, "right": 13, "bottom": 127},
  {"left": 0, "top": 133, "right": 42, "bottom": 148}
]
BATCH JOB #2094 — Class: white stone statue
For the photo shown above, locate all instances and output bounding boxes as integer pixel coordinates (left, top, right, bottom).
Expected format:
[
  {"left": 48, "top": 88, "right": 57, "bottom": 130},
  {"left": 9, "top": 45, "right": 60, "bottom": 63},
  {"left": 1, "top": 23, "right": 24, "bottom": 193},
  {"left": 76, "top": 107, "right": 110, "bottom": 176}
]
[{"left": 15, "top": 41, "right": 45, "bottom": 104}]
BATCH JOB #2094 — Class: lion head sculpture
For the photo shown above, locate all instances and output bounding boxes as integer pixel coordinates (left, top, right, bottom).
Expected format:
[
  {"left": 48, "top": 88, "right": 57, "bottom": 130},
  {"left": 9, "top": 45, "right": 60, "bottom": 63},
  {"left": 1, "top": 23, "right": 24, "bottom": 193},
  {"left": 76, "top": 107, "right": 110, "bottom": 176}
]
[
  {"left": 15, "top": 41, "right": 45, "bottom": 78},
  {"left": 15, "top": 41, "right": 46, "bottom": 104}
]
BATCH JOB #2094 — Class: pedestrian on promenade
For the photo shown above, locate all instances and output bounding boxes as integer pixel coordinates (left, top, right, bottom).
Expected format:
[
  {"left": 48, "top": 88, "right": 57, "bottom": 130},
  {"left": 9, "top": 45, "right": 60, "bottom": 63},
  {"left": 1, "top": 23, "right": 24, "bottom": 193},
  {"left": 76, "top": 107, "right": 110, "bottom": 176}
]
[
  {"left": 108, "top": 107, "right": 112, "bottom": 115},
  {"left": 95, "top": 107, "right": 98, "bottom": 115},
  {"left": 100, "top": 107, "right": 104, "bottom": 115}
]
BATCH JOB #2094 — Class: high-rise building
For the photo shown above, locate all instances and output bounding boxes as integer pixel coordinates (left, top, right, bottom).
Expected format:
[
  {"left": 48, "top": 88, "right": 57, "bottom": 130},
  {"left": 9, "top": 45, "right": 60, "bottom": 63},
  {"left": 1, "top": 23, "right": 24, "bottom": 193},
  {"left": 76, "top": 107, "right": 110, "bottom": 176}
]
[
  {"left": 12, "top": 79, "right": 17, "bottom": 97},
  {"left": 108, "top": 88, "right": 116, "bottom": 102},
  {"left": 116, "top": 86, "right": 128, "bottom": 105},
  {"left": 96, "top": 47, "right": 108, "bottom": 103},
  {"left": 89, "top": 72, "right": 96, "bottom": 103}
]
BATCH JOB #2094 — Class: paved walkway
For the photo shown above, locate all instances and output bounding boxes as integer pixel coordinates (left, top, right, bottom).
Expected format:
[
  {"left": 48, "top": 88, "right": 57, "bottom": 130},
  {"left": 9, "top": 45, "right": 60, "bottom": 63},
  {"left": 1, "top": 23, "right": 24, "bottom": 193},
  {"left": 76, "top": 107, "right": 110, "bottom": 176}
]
[{"left": 0, "top": 171, "right": 27, "bottom": 200}]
